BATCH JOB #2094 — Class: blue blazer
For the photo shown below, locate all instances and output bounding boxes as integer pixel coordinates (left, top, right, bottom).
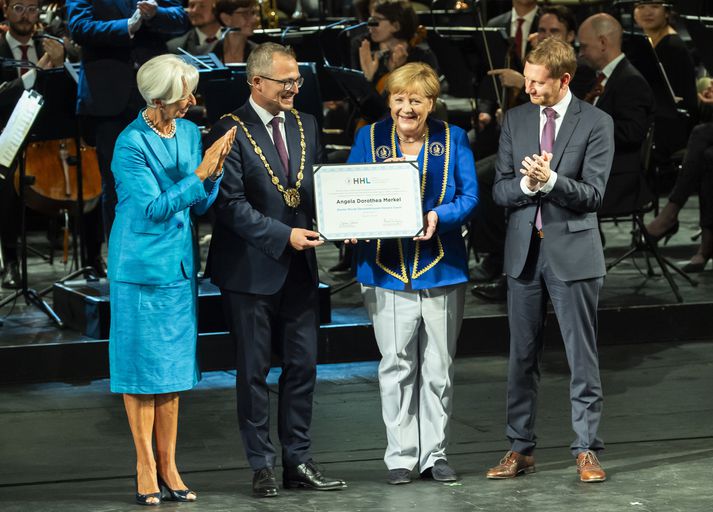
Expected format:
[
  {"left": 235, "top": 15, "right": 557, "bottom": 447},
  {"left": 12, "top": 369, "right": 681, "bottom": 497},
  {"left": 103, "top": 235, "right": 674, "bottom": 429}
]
[
  {"left": 108, "top": 114, "right": 221, "bottom": 285},
  {"left": 347, "top": 119, "right": 478, "bottom": 291},
  {"left": 67, "top": 0, "right": 189, "bottom": 116}
]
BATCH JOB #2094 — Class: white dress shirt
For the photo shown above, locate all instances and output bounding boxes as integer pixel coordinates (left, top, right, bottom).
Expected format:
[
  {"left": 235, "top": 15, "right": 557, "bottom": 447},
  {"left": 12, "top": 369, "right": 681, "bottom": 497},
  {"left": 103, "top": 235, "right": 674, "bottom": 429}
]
[
  {"left": 520, "top": 88, "right": 573, "bottom": 196},
  {"left": 249, "top": 95, "right": 290, "bottom": 159},
  {"left": 510, "top": 6, "right": 538, "bottom": 60},
  {"left": 5, "top": 32, "right": 39, "bottom": 90}
]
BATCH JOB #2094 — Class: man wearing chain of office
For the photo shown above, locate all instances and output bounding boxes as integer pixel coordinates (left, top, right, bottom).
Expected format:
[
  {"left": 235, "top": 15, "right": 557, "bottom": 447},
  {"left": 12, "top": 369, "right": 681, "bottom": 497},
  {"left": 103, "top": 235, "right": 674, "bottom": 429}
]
[{"left": 204, "top": 42, "right": 346, "bottom": 497}]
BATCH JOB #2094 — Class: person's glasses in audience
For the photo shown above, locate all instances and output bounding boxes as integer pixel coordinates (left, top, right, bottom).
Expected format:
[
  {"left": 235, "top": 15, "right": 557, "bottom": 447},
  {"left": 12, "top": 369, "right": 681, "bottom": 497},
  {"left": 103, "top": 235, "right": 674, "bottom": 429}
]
[
  {"left": 10, "top": 4, "right": 40, "bottom": 15},
  {"left": 233, "top": 7, "right": 259, "bottom": 17}
]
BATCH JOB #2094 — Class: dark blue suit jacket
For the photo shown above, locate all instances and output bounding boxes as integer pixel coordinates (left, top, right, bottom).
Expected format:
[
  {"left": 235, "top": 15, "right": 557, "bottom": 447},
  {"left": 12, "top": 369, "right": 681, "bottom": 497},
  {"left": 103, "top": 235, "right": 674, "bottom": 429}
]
[
  {"left": 66, "top": 0, "right": 189, "bottom": 116},
  {"left": 205, "top": 101, "right": 323, "bottom": 295}
]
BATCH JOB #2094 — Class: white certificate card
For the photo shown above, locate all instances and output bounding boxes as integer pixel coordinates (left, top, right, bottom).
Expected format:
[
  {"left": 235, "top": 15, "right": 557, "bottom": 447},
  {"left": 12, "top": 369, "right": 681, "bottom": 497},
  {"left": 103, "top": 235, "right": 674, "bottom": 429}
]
[{"left": 314, "top": 162, "right": 423, "bottom": 241}]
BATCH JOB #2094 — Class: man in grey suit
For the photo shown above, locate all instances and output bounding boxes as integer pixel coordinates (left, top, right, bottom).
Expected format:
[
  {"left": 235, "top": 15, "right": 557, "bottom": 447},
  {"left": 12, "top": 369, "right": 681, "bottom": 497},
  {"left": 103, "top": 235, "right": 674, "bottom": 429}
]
[{"left": 485, "top": 38, "right": 614, "bottom": 483}]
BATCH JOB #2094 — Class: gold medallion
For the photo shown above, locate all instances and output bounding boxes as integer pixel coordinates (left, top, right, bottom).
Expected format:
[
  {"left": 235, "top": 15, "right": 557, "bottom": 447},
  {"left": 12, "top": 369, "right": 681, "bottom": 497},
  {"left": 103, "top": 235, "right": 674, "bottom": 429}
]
[{"left": 283, "top": 188, "right": 301, "bottom": 208}]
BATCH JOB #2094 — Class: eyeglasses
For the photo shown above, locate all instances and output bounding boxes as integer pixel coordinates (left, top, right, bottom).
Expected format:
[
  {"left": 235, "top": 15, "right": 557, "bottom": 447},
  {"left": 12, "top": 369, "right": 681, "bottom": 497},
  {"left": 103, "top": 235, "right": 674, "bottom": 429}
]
[
  {"left": 9, "top": 4, "right": 40, "bottom": 15},
  {"left": 259, "top": 75, "right": 304, "bottom": 91},
  {"left": 233, "top": 7, "right": 259, "bottom": 17},
  {"left": 367, "top": 16, "right": 387, "bottom": 26}
]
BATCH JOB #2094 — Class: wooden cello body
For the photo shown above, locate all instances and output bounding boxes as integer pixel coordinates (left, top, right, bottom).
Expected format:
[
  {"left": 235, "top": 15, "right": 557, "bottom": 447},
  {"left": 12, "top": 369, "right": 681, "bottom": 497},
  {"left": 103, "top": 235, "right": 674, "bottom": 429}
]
[{"left": 16, "top": 138, "right": 102, "bottom": 215}]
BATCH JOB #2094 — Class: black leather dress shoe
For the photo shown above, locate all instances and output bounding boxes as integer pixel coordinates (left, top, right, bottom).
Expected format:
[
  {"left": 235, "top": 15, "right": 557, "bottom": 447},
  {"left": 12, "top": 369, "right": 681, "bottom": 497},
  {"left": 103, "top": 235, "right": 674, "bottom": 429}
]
[
  {"left": 471, "top": 276, "right": 507, "bottom": 302},
  {"left": 252, "top": 467, "right": 278, "bottom": 498},
  {"left": 283, "top": 461, "right": 347, "bottom": 491},
  {"left": 1, "top": 261, "right": 20, "bottom": 289}
]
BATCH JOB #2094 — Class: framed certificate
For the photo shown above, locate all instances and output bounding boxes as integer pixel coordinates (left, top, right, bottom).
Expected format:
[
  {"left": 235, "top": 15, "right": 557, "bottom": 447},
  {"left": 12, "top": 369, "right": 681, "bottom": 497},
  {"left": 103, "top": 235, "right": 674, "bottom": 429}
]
[{"left": 313, "top": 162, "right": 423, "bottom": 241}]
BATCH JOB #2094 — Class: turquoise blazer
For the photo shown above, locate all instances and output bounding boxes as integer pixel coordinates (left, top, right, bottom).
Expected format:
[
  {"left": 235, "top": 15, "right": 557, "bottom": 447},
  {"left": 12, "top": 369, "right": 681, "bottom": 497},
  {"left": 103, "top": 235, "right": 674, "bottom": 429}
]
[
  {"left": 108, "top": 114, "right": 221, "bottom": 285},
  {"left": 347, "top": 118, "right": 478, "bottom": 291}
]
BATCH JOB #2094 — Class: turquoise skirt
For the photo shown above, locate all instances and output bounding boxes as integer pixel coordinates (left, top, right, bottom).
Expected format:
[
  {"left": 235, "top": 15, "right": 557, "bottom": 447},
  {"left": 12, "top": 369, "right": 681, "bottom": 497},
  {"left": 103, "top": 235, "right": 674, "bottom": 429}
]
[{"left": 109, "top": 279, "right": 200, "bottom": 394}]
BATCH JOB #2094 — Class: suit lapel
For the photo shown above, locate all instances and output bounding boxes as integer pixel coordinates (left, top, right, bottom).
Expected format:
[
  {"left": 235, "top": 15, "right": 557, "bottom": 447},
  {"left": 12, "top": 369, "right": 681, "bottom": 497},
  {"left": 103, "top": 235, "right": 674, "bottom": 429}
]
[
  {"left": 550, "top": 98, "right": 581, "bottom": 172},
  {"left": 598, "top": 58, "right": 625, "bottom": 107},
  {"left": 138, "top": 115, "right": 172, "bottom": 175},
  {"left": 242, "top": 103, "right": 289, "bottom": 186}
]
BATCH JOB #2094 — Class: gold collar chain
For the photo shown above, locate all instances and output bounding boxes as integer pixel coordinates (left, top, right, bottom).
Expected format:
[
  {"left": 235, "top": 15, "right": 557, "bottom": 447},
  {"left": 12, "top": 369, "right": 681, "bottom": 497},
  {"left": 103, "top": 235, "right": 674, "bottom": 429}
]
[{"left": 222, "top": 109, "right": 306, "bottom": 208}]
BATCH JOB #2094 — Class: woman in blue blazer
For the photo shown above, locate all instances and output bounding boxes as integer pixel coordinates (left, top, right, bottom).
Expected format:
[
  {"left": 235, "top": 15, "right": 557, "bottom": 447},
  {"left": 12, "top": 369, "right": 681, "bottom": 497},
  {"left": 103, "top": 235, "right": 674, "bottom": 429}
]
[
  {"left": 346, "top": 63, "right": 478, "bottom": 484},
  {"left": 109, "top": 54, "right": 235, "bottom": 505}
]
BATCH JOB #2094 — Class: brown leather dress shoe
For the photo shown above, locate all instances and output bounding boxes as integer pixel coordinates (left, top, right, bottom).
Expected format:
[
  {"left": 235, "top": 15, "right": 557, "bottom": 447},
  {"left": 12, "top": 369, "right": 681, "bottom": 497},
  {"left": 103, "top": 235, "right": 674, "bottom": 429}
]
[
  {"left": 576, "top": 450, "right": 606, "bottom": 482},
  {"left": 486, "top": 451, "right": 535, "bottom": 479}
]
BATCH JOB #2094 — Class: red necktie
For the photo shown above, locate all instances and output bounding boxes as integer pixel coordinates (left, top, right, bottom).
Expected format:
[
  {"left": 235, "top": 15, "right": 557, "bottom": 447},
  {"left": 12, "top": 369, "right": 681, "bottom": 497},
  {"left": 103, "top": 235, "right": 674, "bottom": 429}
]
[
  {"left": 269, "top": 117, "right": 290, "bottom": 179},
  {"left": 536, "top": 107, "right": 557, "bottom": 232},
  {"left": 585, "top": 72, "right": 607, "bottom": 104},
  {"left": 19, "top": 44, "right": 30, "bottom": 76},
  {"left": 205, "top": 36, "right": 217, "bottom": 44},
  {"left": 514, "top": 18, "right": 525, "bottom": 61}
]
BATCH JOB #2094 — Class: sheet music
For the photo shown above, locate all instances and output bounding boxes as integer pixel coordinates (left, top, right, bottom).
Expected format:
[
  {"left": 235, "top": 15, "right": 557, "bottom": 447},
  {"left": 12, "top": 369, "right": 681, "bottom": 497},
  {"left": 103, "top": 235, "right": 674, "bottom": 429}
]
[
  {"left": 0, "top": 89, "right": 44, "bottom": 169},
  {"left": 64, "top": 60, "right": 80, "bottom": 84}
]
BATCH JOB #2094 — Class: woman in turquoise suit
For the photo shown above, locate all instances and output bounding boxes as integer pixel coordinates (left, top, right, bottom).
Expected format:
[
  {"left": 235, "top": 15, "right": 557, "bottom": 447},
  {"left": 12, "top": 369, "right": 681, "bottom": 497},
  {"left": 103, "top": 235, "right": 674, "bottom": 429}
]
[
  {"left": 109, "top": 54, "right": 235, "bottom": 506},
  {"left": 346, "top": 62, "right": 478, "bottom": 485}
]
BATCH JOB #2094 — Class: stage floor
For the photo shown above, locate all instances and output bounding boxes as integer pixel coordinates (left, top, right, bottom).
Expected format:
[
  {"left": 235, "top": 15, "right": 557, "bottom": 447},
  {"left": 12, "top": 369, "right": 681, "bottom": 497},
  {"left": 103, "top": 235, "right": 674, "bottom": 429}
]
[{"left": 1, "top": 340, "right": 712, "bottom": 511}]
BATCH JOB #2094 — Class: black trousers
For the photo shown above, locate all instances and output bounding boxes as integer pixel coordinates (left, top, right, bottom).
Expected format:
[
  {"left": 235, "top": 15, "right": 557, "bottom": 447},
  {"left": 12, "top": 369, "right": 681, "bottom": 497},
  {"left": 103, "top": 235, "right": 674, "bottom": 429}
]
[
  {"left": 221, "top": 253, "right": 318, "bottom": 471},
  {"left": 669, "top": 122, "right": 713, "bottom": 228},
  {"left": 0, "top": 167, "right": 19, "bottom": 263}
]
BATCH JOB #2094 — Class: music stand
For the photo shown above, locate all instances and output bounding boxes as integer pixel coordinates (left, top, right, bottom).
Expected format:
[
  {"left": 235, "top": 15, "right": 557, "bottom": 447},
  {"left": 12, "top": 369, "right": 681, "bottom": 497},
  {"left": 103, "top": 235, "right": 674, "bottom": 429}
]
[
  {"left": 622, "top": 31, "right": 679, "bottom": 118},
  {"left": 682, "top": 16, "right": 713, "bottom": 75},
  {"left": 177, "top": 52, "right": 230, "bottom": 90},
  {"left": 0, "top": 89, "right": 62, "bottom": 326}
]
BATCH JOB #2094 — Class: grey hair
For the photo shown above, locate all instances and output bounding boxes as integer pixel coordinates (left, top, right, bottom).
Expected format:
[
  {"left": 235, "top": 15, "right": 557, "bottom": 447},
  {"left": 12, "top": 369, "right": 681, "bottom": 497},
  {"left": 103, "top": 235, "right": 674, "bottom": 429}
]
[
  {"left": 136, "top": 54, "right": 199, "bottom": 107},
  {"left": 246, "top": 42, "right": 296, "bottom": 83}
]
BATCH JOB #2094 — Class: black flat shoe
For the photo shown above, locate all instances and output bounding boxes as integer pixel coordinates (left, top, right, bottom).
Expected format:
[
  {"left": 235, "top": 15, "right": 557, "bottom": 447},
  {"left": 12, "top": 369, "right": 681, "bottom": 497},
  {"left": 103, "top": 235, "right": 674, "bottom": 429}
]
[
  {"left": 682, "top": 257, "right": 711, "bottom": 273},
  {"left": 135, "top": 475, "right": 161, "bottom": 506},
  {"left": 158, "top": 475, "right": 196, "bottom": 502}
]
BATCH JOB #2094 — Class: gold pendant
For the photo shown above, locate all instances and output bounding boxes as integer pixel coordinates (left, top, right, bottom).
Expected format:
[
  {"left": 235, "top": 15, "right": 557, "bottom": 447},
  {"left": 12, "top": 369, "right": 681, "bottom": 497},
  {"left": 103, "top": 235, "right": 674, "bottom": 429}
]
[{"left": 283, "top": 188, "right": 300, "bottom": 208}]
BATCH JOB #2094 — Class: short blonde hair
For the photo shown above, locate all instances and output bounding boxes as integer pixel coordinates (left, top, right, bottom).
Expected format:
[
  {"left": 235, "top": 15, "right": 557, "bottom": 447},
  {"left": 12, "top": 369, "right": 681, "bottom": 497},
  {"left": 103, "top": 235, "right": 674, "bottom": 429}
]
[
  {"left": 137, "top": 54, "right": 199, "bottom": 107},
  {"left": 385, "top": 62, "right": 440, "bottom": 102},
  {"left": 525, "top": 37, "right": 577, "bottom": 80}
]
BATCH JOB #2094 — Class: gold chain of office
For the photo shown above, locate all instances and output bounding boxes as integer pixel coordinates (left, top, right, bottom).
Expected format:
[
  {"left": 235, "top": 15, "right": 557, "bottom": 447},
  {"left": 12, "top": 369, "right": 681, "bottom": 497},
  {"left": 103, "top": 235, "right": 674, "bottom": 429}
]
[{"left": 221, "top": 109, "right": 306, "bottom": 208}]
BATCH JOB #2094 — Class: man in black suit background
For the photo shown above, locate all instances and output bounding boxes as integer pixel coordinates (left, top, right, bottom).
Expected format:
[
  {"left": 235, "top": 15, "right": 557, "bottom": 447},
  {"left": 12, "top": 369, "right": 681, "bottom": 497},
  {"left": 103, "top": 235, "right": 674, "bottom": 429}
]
[
  {"left": 0, "top": 0, "right": 65, "bottom": 288},
  {"left": 166, "top": 0, "right": 223, "bottom": 55},
  {"left": 66, "top": 0, "right": 189, "bottom": 274},
  {"left": 577, "top": 13, "right": 655, "bottom": 215},
  {"left": 205, "top": 42, "right": 346, "bottom": 498}
]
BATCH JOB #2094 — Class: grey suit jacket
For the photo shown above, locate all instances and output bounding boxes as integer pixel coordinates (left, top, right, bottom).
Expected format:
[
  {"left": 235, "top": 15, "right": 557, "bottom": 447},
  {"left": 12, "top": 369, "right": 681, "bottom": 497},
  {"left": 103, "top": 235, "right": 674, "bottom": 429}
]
[{"left": 493, "top": 95, "right": 614, "bottom": 282}]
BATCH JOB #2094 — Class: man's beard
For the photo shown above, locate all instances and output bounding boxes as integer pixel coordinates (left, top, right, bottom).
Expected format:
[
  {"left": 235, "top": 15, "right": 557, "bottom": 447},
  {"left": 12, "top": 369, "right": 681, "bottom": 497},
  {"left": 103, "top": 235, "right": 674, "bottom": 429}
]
[{"left": 10, "top": 22, "right": 35, "bottom": 38}]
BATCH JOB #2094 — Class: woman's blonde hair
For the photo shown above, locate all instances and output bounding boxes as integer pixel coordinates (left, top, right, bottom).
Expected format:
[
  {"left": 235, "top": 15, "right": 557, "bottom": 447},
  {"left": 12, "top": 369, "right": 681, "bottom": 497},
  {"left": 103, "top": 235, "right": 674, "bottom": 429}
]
[
  {"left": 137, "top": 54, "right": 199, "bottom": 107},
  {"left": 385, "top": 62, "right": 440, "bottom": 103}
]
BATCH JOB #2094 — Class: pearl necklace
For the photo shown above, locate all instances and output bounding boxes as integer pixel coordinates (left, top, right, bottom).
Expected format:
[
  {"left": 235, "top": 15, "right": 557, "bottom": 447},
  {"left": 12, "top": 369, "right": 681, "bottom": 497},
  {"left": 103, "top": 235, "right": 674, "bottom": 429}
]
[{"left": 142, "top": 109, "right": 176, "bottom": 139}]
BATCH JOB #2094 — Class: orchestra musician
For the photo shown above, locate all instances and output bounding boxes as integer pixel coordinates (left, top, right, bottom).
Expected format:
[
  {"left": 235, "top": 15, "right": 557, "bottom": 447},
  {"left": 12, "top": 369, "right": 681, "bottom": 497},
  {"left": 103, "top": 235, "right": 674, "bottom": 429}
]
[{"left": 0, "top": 0, "right": 66, "bottom": 288}]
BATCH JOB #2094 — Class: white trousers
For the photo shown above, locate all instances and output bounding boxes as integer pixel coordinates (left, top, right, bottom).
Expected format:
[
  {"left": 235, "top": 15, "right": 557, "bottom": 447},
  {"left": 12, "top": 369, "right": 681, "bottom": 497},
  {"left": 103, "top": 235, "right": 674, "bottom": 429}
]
[{"left": 362, "top": 283, "right": 466, "bottom": 471}]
